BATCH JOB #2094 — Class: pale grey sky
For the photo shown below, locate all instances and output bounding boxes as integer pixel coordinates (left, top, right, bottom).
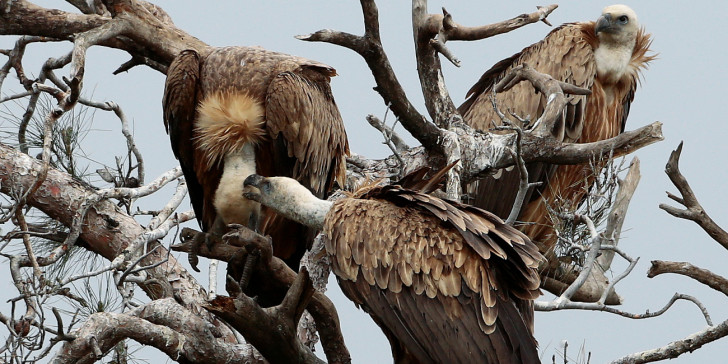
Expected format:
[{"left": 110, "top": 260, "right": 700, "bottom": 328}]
[{"left": 2, "top": 1, "right": 728, "bottom": 363}]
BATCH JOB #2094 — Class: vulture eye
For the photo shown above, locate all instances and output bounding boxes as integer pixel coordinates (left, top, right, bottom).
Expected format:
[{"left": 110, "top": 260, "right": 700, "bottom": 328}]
[{"left": 618, "top": 15, "right": 629, "bottom": 24}]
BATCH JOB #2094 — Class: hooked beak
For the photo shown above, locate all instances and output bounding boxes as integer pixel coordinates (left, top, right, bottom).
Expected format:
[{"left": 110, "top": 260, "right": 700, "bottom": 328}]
[
  {"left": 243, "top": 174, "right": 264, "bottom": 202},
  {"left": 595, "top": 14, "right": 614, "bottom": 35}
]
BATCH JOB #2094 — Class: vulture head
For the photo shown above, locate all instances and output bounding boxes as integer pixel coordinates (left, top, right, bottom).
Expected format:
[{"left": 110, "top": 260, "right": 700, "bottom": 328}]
[
  {"left": 243, "top": 174, "right": 332, "bottom": 230},
  {"left": 595, "top": 5, "right": 640, "bottom": 44}
]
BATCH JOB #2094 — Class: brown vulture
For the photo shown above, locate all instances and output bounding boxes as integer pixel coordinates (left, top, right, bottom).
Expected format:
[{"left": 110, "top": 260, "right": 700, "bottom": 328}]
[
  {"left": 459, "top": 5, "right": 654, "bottom": 263},
  {"left": 243, "top": 167, "right": 544, "bottom": 364},
  {"left": 162, "top": 46, "right": 349, "bottom": 274}
]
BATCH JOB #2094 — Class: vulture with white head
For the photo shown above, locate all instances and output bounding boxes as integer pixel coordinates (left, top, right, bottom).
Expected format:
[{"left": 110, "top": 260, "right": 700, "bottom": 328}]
[
  {"left": 459, "top": 5, "right": 654, "bottom": 262},
  {"left": 244, "top": 167, "right": 544, "bottom": 364}
]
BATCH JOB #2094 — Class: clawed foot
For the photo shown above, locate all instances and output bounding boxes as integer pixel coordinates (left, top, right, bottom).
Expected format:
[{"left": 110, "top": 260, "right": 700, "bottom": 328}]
[
  {"left": 223, "top": 225, "right": 274, "bottom": 297},
  {"left": 180, "top": 227, "right": 221, "bottom": 272}
]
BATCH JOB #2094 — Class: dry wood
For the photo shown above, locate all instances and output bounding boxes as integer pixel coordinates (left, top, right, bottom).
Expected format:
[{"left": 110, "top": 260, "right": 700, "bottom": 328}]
[
  {"left": 297, "top": 0, "right": 445, "bottom": 158},
  {"left": 648, "top": 261, "right": 728, "bottom": 297},
  {"left": 51, "top": 298, "right": 251, "bottom": 364},
  {"left": 420, "top": 5, "right": 558, "bottom": 41},
  {"left": 598, "top": 158, "right": 641, "bottom": 270},
  {"left": 205, "top": 269, "right": 324, "bottom": 364},
  {"left": 659, "top": 142, "right": 728, "bottom": 250},
  {"left": 0, "top": 143, "right": 237, "bottom": 343},
  {"left": 610, "top": 318, "right": 728, "bottom": 364},
  {"left": 172, "top": 227, "right": 351, "bottom": 364}
]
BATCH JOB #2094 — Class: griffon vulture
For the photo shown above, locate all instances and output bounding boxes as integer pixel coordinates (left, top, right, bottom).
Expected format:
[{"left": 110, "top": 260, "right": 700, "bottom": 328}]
[
  {"left": 459, "top": 5, "right": 654, "bottom": 258},
  {"left": 162, "top": 46, "right": 349, "bottom": 273},
  {"left": 243, "top": 167, "right": 544, "bottom": 364}
]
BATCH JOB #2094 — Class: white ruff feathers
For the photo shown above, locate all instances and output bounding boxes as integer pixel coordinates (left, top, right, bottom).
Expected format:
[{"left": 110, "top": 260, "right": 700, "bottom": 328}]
[{"left": 195, "top": 92, "right": 266, "bottom": 169}]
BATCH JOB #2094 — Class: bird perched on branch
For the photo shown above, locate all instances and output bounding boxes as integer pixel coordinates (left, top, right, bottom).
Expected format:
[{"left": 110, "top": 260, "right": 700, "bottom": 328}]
[
  {"left": 459, "top": 5, "right": 654, "bottom": 268},
  {"left": 243, "top": 165, "right": 544, "bottom": 364},
  {"left": 162, "top": 46, "right": 349, "bottom": 278}
]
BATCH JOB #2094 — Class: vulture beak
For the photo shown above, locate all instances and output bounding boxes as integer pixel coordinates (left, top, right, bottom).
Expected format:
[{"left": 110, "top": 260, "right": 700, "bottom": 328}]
[
  {"left": 595, "top": 14, "right": 614, "bottom": 35},
  {"left": 243, "top": 174, "right": 265, "bottom": 202}
]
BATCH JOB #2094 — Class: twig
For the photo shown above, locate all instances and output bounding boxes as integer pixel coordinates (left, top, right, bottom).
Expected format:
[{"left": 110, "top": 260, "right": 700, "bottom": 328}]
[
  {"left": 96, "top": 166, "right": 182, "bottom": 202},
  {"left": 106, "top": 101, "right": 144, "bottom": 185},
  {"left": 146, "top": 175, "right": 187, "bottom": 230},
  {"left": 366, "top": 114, "right": 409, "bottom": 153},
  {"left": 538, "top": 292, "right": 711, "bottom": 325},
  {"left": 551, "top": 214, "right": 601, "bottom": 304}
]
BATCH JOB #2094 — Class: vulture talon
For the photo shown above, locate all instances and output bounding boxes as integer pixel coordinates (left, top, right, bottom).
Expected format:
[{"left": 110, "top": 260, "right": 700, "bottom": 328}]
[
  {"left": 238, "top": 250, "right": 260, "bottom": 292},
  {"left": 180, "top": 227, "right": 212, "bottom": 273}
]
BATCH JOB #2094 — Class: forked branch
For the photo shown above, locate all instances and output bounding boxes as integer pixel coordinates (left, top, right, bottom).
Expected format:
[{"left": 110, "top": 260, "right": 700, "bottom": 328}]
[
  {"left": 659, "top": 142, "right": 728, "bottom": 250},
  {"left": 419, "top": 5, "right": 559, "bottom": 41}
]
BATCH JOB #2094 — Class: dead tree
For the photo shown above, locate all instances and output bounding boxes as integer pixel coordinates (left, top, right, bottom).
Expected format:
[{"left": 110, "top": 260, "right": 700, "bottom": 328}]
[{"left": 0, "top": 1, "right": 724, "bottom": 363}]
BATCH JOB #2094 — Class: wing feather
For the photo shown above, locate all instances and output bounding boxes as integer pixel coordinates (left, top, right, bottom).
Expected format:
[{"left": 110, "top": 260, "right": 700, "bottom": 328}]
[
  {"left": 264, "top": 68, "right": 349, "bottom": 198},
  {"left": 162, "top": 49, "right": 221, "bottom": 230},
  {"left": 324, "top": 175, "right": 544, "bottom": 363}
]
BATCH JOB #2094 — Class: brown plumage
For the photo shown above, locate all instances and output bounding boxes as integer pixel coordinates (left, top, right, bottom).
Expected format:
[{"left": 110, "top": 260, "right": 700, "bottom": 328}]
[
  {"left": 459, "top": 5, "right": 654, "bottom": 263},
  {"left": 162, "top": 46, "right": 349, "bottom": 272},
  {"left": 243, "top": 168, "right": 544, "bottom": 363},
  {"left": 326, "top": 173, "right": 543, "bottom": 363}
]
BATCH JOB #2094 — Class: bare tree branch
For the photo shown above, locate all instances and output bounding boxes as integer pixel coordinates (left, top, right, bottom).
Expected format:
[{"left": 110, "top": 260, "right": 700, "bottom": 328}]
[
  {"left": 659, "top": 142, "right": 728, "bottom": 250},
  {"left": 648, "top": 261, "right": 728, "bottom": 298},
  {"left": 610, "top": 318, "right": 728, "bottom": 364},
  {"left": 419, "top": 5, "right": 558, "bottom": 41},
  {"left": 0, "top": 143, "right": 235, "bottom": 340},
  {"left": 297, "top": 0, "right": 445, "bottom": 158},
  {"left": 366, "top": 114, "right": 409, "bottom": 154},
  {"left": 206, "top": 269, "right": 324, "bottom": 364},
  {"left": 52, "top": 298, "right": 248, "bottom": 364},
  {"left": 598, "top": 158, "right": 641, "bottom": 270},
  {"left": 171, "top": 227, "right": 351, "bottom": 364}
]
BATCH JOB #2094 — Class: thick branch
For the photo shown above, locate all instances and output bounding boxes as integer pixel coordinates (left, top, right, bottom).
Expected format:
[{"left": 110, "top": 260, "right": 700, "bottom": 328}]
[
  {"left": 659, "top": 142, "right": 728, "bottom": 250},
  {"left": 610, "top": 318, "right": 728, "bottom": 364},
  {"left": 0, "top": 0, "right": 207, "bottom": 71},
  {"left": 457, "top": 120, "right": 662, "bottom": 184},
  {"left": 598, "top": 157, "right": 641, "bottom": 270},
  {"left": 52, "top": 298, "right": 247, "bottom": 364},
  {"left": 171, "top": 227, "right": 351, "bottom": 364},
  {"left": 0, "top": 1, "right": 108, "bottom": 38},
  {"left": 205, "top": 269, "right": 324, "bottom": 364},
  {"left": 648, "top": 261, "right": 728, "bottom": 297},
  {"left": 297, "top": 1, "right": 445, "bottom": 159},
  {"left": 412, "top": 1, "right": 459, "bottom": 127},
  {"left": 420, "top": 5, "right": 558, "bottom": 41},
  {"left": 0, "top": 143, "right": 232, "bottom": 339}
]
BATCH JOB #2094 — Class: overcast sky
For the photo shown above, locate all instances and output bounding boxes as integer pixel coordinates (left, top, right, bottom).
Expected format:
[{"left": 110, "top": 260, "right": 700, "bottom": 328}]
[{"left": 2, "top": 1, "right": 728, "bottom": 363}]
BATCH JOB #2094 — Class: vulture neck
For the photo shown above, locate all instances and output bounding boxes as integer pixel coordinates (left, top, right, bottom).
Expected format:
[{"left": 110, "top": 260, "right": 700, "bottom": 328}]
[
  {"left": 270, "top": 183, "right": 332, "bottom": 231},
  {"left": 214, "top": 143, "right": 260, "bottom": 226},
  {"left": 594, "top": 36, "right": 636, "bottom": 85}
]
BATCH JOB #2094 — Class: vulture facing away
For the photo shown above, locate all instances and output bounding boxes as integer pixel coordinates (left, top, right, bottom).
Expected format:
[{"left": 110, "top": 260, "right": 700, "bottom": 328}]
[
  {"left": 459, "top": 5, "right": 654, "bottom": 262},
  {"left": 162, "top": 46, "right": 349, "bottom": 273},
  {"left": 243, "top": 168, "right": 544, "bottom": 364}
]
